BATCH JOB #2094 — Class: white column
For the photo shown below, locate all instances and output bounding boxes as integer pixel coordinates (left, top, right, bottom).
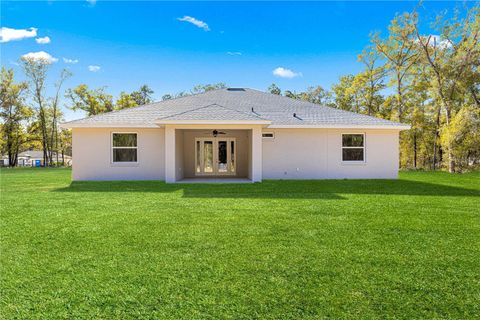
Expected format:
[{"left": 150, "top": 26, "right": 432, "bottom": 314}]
[
  {"left": 165, "top": 125, "right": 176, "bottom": 183},
  {"left": 251, "top": 126, "right": 263, "bottom": 182}
]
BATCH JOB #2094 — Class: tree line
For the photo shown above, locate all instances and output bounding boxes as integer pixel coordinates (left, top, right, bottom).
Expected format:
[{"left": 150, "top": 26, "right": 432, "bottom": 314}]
[
  {"left": 268, "top": 6, "right": 479, "bottom": 173},
  {"left": 1, "top": 5, "right": 478, "bottom": 172},
  {"left": 1, "top": 62, "right": 73, "bottom": 167},
  {"left": 0, "top": 59, "right": 225, "bottom": 167},
  {"left": 0, "top": 59, "right": 159, "bottom": 166}
]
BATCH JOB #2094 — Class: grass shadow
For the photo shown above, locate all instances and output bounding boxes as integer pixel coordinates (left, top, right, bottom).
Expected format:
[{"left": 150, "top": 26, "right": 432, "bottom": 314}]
[{"left": 52, "top": 179, "right": 480, "bottom": 199}]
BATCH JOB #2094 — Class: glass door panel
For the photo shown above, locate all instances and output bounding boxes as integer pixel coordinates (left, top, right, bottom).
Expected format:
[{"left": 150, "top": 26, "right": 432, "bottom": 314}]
[
  {"left": 203, "top": 141, "right": 213, "bottom": 173},
  {"left": 230, "top": 140, "right": 235, "bottom": 173},
  {"left": 196, "top": 140, "right": 201, "bottom": 173},
  {"left": 195, "top": 138, "right": 236, "bottom": 176},
  {"left": 218, "top": 140, "right": 228, "bottom": 173}
]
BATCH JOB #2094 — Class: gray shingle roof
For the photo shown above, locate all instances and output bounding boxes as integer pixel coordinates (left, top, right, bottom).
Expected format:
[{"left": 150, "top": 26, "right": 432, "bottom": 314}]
[
  {"left": 62, "top": 88, "right": 408, "bottom": 128},
  {"left": 158, "top": 104, "right": 268, "bottom": 122}
]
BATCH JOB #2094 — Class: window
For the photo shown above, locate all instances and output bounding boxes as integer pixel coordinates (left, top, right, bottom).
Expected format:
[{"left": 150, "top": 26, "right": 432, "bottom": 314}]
[
  {"left": 342, "top": 134, "right": 365, "bottom": 162},
  {"left": 262, "top": 132, "right": 275, "bottom": 139},
  {"left": 112, "top": 133, "right": 137, "bottom": 162}
]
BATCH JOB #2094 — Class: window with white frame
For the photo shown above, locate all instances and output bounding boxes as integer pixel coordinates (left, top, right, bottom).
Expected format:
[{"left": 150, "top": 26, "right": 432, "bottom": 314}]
[
  {"left": 342, "top": 134, "right": 365, "bottom": 162},
  {"left": 262, "top": 132, "right": 275, "bottom": 139},
  {"left": 112, "top": 133, "right": 137, "bottom": 162}
]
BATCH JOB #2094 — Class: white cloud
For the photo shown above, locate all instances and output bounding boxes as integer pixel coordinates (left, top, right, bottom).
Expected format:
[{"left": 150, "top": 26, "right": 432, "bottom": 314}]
[
  {"left": 21, "top": 51, "right": 58, "bottom": 64},
  {"left": 0, "top": 27, "right": 37, "bottom": 43},
  {"left": 177, "top": 16, "right": 210, "bottom": 31},
  {"left": 35, "top": 36, "right": 51, "bottom": 44},
  {"left": 88, "top": 65, "right": 100, "bottom": 72},
  {"left": 273, "top": 67, "right": 302, "bottom": 79},
  {"left": 86, "top": 0, "right": 97, "bottom": 5},
  {"left": 63, "top": 57, "right": 79, "bottom": 64},
  {"left": 227, "top": 51, "right": 242, "bottom": 56}
]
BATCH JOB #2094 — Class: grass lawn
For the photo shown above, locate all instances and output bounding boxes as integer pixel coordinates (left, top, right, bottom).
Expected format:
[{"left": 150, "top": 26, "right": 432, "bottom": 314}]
[{"left": 1, "top": 168, "right": 479, "bottom": 319}]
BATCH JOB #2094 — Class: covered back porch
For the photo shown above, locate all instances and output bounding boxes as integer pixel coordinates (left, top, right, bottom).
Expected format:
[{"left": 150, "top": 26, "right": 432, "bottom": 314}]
[{"left": 163, "top": 123, "right": 266, "bottom": 183}]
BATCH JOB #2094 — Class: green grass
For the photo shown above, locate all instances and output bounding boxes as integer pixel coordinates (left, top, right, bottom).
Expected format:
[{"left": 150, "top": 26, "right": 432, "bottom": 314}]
[{"left": 1, "top": 168, "right": 479, "bottom": 319}]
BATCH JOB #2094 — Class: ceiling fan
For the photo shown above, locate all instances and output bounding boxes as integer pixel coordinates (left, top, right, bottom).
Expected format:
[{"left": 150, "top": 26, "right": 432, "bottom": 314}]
[{"left": 202, "top": 129, "right": 226, "bottom": 137}]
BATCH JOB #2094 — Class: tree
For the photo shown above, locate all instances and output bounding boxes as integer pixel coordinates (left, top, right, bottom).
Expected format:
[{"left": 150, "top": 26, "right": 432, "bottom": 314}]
[
  {"left": 58, "top": 129, "right": 72, "bottom": 166},
  {"left": 332, "top": 75, "right": 357, "bottom": 111},
  {"left": 191, "top": 83, "right": 226, "bottom": 94},
  {"left": 116, "top": 85, "right": 155, "bottom": 110},
  {"left": 49, "top": 69, "right": 71, "bottom": 165},
  {"left": 175, "top": 91, "right": 189, "bottom": 98},
  {"left": 66, "top": 84, "right": 114, "bottom": 116},
  {"left": 440, "top": 106, "right": 480, "bottom": 170},
  {"left": 298, "top": 86, "right": 335, "bottom": 106},
  {"left": 162, "top": 91, "right": 189, "bottom": 101},
  {"left": 21, "top": 56, "right": 52, "bottom": 166},
  {"left": 355, "top": 47, "right": 386, "bottom": 116},
  {"left": 267, "top": 83, "right": 281, "bottom": 95},
  {"left": 162, "top": 94, "right": 173, "bottom": 101},
  {"left": 161, "top": 83, "right": 226, "bottom": 101},
  {"left": 130, "top": 84, "right": 154, "bottom": 105},
  {"left": 372, "top": 12, "right": 418, "bottom": 122},
  {"left": 283, "top": 90, "right": 298, "bottom": 99},
  {"left": 402, "top": 63, "right": 433, "bottom": 169},
  {"left": 0, "top": 68, "right": 32, "bottom": 166},
  {"left": 414, "top": 6, "right": 480, "bottom": 172},
  {"left": 116, "top": 92, "right": 138, "bottom": 110}
]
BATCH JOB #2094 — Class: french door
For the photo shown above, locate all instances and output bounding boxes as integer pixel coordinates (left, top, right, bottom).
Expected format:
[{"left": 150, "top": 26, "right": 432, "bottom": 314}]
[{"left": 195, "top": 138, "right": 236, "bottom": 175}]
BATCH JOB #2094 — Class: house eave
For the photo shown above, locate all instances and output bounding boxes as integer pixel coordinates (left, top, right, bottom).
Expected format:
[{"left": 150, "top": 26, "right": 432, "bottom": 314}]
[
  {"left": 155, "top": 120, "right": 272, "bottom": 125},
  {"left": 267, "top": 124, "right": 411, "bottom": 130},
  {"left": 60, "top": 122, "right": 410, "bottom": 130},
  {"left": 59, "top": 123, "right": 159, "bottom": 129}
]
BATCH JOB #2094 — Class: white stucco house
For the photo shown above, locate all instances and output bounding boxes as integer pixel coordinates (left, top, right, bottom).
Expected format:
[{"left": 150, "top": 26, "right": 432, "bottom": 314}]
[{"left": 61, "top": 88, "right": 410, "bottom": 182}]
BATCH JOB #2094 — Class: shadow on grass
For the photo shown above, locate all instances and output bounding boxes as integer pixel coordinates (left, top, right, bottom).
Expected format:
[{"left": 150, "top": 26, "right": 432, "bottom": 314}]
[{"left": 51, "top": 179, "right": 480, "bottom": 199}]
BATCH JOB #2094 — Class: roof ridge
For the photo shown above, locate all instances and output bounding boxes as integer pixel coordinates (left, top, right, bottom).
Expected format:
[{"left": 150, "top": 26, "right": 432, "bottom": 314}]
[
  {"left": 155, "top": 104, "right": 218, "bottom": 120},
  {"left": 156, "top": 103, "right": 268, "bottom": 121},
  {"left": 141, "top": 87, "right": 228, "bottom": 109}
]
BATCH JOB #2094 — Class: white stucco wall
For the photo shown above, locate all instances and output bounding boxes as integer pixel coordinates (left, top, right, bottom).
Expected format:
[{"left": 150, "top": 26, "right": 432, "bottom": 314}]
[
  {"left": 71, "top": 126, "right": 401, "bottom": 181},
  {"left": 72, "top": 128, "right": 165, "bottom": 180},
  {"left": 262, "top": 128, "right": 400, "bottom": 179}
]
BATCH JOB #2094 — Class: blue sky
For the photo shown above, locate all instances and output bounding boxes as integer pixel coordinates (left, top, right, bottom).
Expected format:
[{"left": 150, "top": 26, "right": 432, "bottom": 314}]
[{"left": 0, "top": 1, "right": 466, "bottom": 120}]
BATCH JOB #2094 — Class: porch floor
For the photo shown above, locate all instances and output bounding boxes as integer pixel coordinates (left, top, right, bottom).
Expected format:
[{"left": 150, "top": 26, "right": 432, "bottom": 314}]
[{"left": 176, "top": 178, "right": 253, "bottom": 184}]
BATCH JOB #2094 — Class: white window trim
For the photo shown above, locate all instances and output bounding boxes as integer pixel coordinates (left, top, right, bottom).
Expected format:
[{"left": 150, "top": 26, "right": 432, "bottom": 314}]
[
  {"left": 262, "top": 132, "right": 275, "bottom": 140},
  {"left": 341, "top": 133, "right": 366, "bottom": 164},
  {"left": 111, "top": 132, "right": 139, "bottom": 166}
]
